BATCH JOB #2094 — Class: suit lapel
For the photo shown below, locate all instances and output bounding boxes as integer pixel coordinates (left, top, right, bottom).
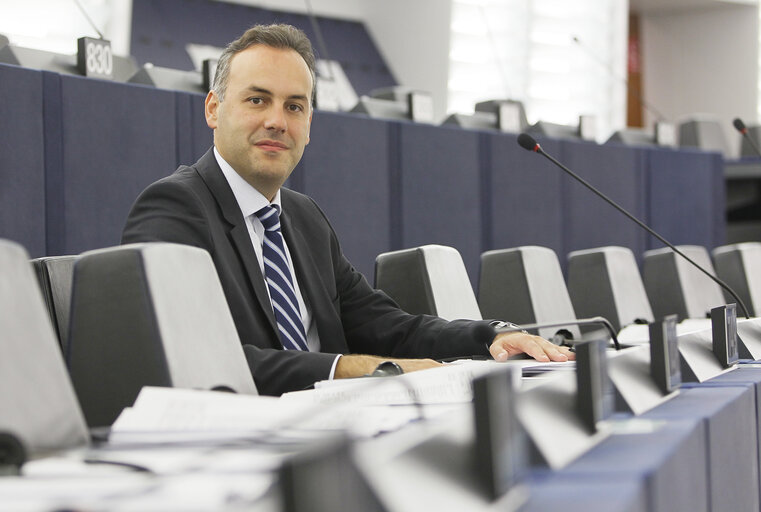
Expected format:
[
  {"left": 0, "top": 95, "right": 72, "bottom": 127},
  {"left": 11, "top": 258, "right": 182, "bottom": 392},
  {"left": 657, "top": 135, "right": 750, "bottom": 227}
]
[{"left": 195, "top": 150, "right": 280, "bottom": 339}]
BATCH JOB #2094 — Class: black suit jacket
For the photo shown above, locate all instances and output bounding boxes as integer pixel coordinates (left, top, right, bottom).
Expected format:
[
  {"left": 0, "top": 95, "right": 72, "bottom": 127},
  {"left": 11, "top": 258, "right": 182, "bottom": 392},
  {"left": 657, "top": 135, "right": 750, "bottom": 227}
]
[{"left": 122, "top": 148, "right": 493, "bottom": 395}]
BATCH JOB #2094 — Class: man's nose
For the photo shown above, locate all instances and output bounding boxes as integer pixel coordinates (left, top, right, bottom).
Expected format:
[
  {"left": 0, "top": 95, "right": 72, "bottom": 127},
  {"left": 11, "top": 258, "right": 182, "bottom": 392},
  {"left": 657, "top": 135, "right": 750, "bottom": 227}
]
[{"left": 263, "top": 105, "right": 287, "bottom": 132}]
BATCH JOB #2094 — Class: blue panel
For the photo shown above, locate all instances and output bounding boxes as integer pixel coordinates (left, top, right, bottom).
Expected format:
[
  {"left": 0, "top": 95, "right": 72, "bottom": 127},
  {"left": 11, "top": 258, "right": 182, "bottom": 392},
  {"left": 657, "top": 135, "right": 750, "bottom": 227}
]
[
  {"left": 486, "top": 133, "right": 565, "bottom": 257},
  {"left": 689, "top": 367, "right": 761, "bottom": 509},
  {"left": 398, "top": 123, "right": 482, "bottom": 284},
  {"left": 525, "top": 473, "right": 647, "bottom": 512},
  {"left": 560, "top": 140, "right": 647, "bottom": 258},
  {"left": 563, "top": 419, "right": 708, "bottom": 512},
  {"left": 299, "top": 112, "right": 391, "bottom": 279},
  {"left": 175, "top": 91, "right": 213, "bottom": 166},
  {"left": 55, "top": 76, "right": 178, "bottom": 254},
  {"left": 189, "top": 93, "right": 213, "bottom": 163},
  {"left": 643, "top": 386, "right": 758, "bottom": 512},
  {"left": 646, "top": 148, "right": 725, "bottom": 250},
  {"left": 0, "top": 64, "right": 45, "bottom": 257}
]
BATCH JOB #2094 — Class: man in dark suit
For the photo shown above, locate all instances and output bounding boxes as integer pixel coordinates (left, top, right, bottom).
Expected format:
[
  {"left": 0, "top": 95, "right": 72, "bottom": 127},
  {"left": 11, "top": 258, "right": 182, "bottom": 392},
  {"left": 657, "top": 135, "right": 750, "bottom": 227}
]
[{"left": 123, "top": 24, "right": 573, "bottom": 396}]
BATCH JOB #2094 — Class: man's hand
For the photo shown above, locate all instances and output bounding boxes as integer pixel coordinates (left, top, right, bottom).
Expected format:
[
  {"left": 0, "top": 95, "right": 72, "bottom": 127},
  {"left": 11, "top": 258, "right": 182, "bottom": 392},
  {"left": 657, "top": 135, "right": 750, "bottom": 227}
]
[
  {"left": 489, "top": 332, "right": 575, "bottom": 363},
  {"left": 334, "top": 354, "right": 442, "bottom": 379}
]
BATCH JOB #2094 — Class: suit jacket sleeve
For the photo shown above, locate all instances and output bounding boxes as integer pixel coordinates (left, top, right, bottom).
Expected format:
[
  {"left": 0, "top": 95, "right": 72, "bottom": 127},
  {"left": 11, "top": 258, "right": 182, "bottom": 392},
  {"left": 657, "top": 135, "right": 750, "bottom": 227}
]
[{"left": 298, "top": 195, "right": 495, "bottom": 361}]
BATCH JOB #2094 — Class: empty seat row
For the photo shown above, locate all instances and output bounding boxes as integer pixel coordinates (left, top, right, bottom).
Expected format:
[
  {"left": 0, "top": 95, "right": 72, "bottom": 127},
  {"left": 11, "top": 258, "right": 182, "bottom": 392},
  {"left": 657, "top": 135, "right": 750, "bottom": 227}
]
[
  {"left": 374, "top": 243, "right": 761, "bottom": 339},
  {"left": 6, "top": 236, "right": 759, "bottom": 438}
]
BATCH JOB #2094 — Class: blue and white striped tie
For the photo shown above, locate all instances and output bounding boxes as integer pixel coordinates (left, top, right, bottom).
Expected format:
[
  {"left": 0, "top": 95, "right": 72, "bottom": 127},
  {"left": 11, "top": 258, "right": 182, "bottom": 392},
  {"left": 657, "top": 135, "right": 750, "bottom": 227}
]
[{"left": 254, "top": 205, "right": 308, "bottom": 351}]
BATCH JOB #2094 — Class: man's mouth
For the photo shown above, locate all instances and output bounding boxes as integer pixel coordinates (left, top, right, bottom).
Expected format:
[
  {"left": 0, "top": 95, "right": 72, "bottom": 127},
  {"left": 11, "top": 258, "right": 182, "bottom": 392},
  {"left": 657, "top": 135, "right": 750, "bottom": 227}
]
[{"left": 255, "top": 139, "right": 288, "bottom": 151}]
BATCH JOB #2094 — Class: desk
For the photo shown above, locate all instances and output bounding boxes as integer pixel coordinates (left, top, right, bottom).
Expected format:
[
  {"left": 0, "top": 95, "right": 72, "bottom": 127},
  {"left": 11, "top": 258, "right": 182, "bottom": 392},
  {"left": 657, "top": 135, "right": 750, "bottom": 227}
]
[{"left": 643, "top": 385, "right": 758, "bottom": 512}]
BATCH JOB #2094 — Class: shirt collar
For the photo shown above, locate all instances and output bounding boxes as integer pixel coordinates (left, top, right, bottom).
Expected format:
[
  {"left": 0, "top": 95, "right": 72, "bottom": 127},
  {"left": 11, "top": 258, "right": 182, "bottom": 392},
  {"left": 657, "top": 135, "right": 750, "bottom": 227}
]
[{"left": 214, "top": 146, "right": 282, "bottom": 218}]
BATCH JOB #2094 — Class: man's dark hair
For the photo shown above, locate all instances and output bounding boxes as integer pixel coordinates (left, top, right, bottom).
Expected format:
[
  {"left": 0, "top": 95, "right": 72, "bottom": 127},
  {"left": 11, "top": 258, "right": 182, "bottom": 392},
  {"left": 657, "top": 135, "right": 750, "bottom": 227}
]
[{"left": 212, "top": 24, "right": 316, "bottom": 105}]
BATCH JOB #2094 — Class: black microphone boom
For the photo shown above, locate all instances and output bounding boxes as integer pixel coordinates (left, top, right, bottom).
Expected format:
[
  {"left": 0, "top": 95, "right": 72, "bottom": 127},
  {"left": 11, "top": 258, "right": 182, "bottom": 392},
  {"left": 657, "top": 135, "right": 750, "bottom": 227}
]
[
  {"left": 733, "top": 117, "right": 761, "bottom": 158},
  {"left": 517, "top": 133, "right": 751, "bottom": 319},
  {"left": 495, "top": 316, "right": 621, "bottom": 350}
]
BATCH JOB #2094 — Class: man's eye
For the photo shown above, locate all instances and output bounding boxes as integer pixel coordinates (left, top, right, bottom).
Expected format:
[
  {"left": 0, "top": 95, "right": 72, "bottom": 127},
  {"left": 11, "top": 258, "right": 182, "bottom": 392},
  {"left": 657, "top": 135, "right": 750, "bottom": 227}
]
[
  {"left": 289, "top": 104, "right": 304, "bottom": 112},
  {"left": 248, "top": 97, "right": 263, "bottom": 105}
]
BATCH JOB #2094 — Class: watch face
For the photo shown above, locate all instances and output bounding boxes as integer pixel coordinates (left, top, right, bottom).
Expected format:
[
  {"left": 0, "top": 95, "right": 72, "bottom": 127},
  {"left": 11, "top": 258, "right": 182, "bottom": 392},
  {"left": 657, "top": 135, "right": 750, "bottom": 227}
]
[{"left": 372, "top": 361, "right": 404, "bottom": 377}]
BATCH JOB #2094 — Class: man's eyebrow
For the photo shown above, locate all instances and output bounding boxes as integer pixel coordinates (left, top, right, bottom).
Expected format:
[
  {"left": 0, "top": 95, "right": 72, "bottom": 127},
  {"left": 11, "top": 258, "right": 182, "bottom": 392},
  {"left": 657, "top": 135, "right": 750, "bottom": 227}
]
[
  {"left": 244, "top": 86, "right": 309, "bottom": 102},
  {"left": 245, "top": 86, "right": 272, "bottom": 95}
]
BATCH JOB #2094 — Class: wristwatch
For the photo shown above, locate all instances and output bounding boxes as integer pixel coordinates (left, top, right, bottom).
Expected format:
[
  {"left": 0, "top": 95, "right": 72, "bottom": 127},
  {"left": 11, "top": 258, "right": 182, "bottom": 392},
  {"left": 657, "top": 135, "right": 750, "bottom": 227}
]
[
  {"left": 490, "top": 320, "right": 529, "bottom": 334},
  {"left": 371, "top": 361, "right": 404, "bottom": 377}
]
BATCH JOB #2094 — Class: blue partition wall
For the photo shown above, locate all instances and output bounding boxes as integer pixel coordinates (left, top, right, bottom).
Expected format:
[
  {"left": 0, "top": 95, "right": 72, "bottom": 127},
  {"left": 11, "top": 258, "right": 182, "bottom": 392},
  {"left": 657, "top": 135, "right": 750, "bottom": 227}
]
[
  {"left": 560, "top": 140, "right": 648, "bottom": 259},
  {"left": 397, "top": 123, "right": 484, "bottom": 282},
  {"left": 47, "top": 76, "right": 178, "bottom": 255},
  {"left": 0, "top": 62, "right": 727, "bottom": 281},
  {"left": 646, "top": 147, "right": 725, "bottom": 250},
  {"left": 0, "top": 64, "right": 46, "bottom": 258},
  {"left": 299, "top": 112, "right": 393, "bottom": 279},
  {"left": 486, "top": 133, "right": 565, "bottom": 259}
]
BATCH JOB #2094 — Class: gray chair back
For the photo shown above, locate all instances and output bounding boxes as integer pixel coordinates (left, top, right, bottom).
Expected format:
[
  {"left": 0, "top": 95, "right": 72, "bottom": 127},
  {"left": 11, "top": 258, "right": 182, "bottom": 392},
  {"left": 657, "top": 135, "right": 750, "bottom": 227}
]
[
  {"left": 567, "top": 246, "right": 654, "bottom": 332},
  {"left": 479, "top": 246, "right": 581, "bottom": 340},
  {"left": 31, "top": 255, "right": 77, "bottom": 352},
  {"left": 374, "top": 244, "right": 482, "bottom": 320},
  {"left": 0, "top": 239, "right": 88, "bottom": 455},
  {"left": 642, "top": 246, "right": 724, "bottom": 321},
  {"left": 68, "top": 243, "right": 258, "bottom": 427},
  {"left": 713, "top": 242, "right": 761, "bottom": 316}
]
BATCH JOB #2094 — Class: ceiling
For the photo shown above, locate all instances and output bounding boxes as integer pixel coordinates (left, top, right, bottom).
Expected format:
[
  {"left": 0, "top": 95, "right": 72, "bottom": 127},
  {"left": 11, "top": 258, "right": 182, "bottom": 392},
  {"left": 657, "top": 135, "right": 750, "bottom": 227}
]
[{"left": 630, "top": 0, "right": 757, "bottom": 14}]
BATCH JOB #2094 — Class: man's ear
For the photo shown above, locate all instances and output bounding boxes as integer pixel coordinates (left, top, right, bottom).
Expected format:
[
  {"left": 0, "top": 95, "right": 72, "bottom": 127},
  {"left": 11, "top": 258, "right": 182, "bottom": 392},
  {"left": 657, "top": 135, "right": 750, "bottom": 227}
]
[
  {"left": 205, "top": 91, "right": 219, "bottom": 129},
  {"left": 306, "top": 109, "right": 313, "bottom": 145}
]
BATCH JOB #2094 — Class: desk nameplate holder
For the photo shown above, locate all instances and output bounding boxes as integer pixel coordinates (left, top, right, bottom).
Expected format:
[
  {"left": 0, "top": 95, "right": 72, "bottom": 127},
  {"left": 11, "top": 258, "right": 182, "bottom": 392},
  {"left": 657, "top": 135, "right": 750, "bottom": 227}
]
[
  {"left": 497, "top": 103, "right": 522, "bottom": 133},
  {"left": 407, "top": 91, "right": 434, "bottom": 124},
  {"left": 516, "top": 341, "right": 612, "bottom": 470},
  {"left": 607, "top": 316, "right": 681, "bottom": 415},
  {"left": 76, "top": 37, "right": 114, "bottom": 80},
  {"left": 678, "top": 304, "right": 739, "bottom": 382},
  {"left": 473, "top": 367, "right": 529, "bottom": 505},
  {"left": 357, "top": 367, "right": 528, "bottom": 512},
  {"left": 280, "top": 434, "right": 387, "bottom": 512},
  {"left": 712, "top": 304, "right": 739, "bottom": 368}
]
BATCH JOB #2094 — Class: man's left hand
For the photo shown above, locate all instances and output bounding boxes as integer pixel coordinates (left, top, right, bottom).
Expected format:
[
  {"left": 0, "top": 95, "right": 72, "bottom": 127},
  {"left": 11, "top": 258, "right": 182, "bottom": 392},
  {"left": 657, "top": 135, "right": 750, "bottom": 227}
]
[{"left": 489, "top": 332, "right": 575, "bottom": 363}]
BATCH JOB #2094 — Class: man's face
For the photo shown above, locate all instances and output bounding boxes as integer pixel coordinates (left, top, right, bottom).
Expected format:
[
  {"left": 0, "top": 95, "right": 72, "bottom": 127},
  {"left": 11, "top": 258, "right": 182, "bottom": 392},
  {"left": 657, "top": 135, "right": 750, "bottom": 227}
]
[{"left": 205, "top": 44, "right": 313, "bottom": 200}]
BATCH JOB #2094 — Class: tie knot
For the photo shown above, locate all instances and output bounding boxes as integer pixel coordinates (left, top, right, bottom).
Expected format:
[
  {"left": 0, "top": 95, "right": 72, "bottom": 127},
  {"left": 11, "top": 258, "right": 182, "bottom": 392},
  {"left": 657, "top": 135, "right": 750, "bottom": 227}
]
[{"left": 255, "top": 205, "right": 281, "bottom": 232}]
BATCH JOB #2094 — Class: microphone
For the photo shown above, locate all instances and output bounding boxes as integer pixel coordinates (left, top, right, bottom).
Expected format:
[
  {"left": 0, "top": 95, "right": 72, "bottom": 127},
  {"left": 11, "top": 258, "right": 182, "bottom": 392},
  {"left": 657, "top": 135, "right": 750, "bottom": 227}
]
[
  {"left": 732, "top": 117, "right": 761, "bottom": 158},
  {"left": 517, "top": 133, "right": 752, "bottom": 319},
  {"left": 72, "top": 0, "right": 105, "bottom": 39},
  {"left": 495, "top": 316, "right": 621, "bottom": 350},
  {"left": 571, "top": 36, "right": 667, "bottom": 123}
]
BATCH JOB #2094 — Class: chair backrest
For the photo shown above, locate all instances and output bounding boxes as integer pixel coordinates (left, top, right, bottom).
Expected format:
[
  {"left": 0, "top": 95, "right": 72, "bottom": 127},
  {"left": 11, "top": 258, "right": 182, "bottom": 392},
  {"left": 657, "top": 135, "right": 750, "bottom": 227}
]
[
  {"left": 67, "top": 243, "right": 258, "bottom": 427},
  {"left": 30, "top": 255, "right": 77, "bottom": 352},
  {"left": 567, "top": 246, "right": 654, "bottom": 332},
  {"left": 678, "top": 116, "right": 730, "bottom": 156},
  {"left": 642, "top": 245, "right": 725, "bottom": 321},
  {"left": 374, "top": 244, "right": 482, "bottom": 321},
  {"left": 0, "top": 239, "right": 89, "bottom": 456},
  {"left": 479, "top": 246, "right": 581, "bottom": 340},
  {"left": 713, "top": 242, "right": 761, "bottom": 316}
]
